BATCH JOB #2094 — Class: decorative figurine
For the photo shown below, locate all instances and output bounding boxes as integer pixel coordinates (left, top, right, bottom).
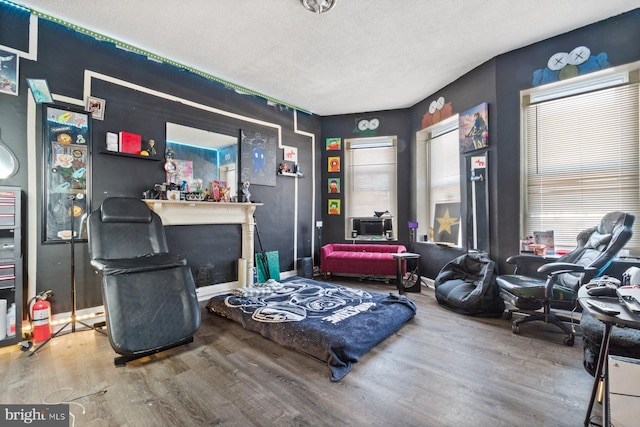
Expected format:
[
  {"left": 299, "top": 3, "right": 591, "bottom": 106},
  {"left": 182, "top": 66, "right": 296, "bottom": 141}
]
[{"left": 242, "top": 180, "right": 251, "bottom": 203}]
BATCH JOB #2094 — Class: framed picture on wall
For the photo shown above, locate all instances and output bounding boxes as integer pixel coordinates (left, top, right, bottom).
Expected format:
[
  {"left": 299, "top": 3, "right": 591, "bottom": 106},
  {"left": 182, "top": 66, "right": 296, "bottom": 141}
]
[
  {"left": 328, "top": 199, "right": 341, "bottom": 215},
  {"left": 240, "top": 128, "right": 277, "bottom": 186},
  {"left": 85, "top": 95, "right": 106, "bottom": 120},
  {"left": 328, "top": 156, "right": 340, "bottom": 172},
  {"left": 326, "top": 137, "right": 341, "bottom": 151},
  {"left": 26, "top": 78, "right": 53, "bottom": 103},
  {"left": 0, "top": 48, "right": 18, "bottom": 96},
  {"left": 459, "top": 102, "right": 488, "bottom": 153},
  {"left": 328, "top": 178, "right": 340, "bottom": 194},
  {"left": 42, "top": 105, "right": 91, "bottom": 243}
]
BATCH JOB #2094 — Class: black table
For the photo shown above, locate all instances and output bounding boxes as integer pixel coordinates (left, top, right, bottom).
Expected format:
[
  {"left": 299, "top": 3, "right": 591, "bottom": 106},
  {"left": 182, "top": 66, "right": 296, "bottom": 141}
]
[
  {"left": 577, "top": 287, "right": 640, "bottom": 426},
  {"left": 392, "top": 252, "right": 421, "bottom": 294}
]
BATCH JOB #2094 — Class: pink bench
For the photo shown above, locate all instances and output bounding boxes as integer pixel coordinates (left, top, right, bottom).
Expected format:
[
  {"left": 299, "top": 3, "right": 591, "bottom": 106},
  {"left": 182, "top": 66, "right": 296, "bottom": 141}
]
[{"left": 321, "top": 243, "right": 407, "bottom": 279}]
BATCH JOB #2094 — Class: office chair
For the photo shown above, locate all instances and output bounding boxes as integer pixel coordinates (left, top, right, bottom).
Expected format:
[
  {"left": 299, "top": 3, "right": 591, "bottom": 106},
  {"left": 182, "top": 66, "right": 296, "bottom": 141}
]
[
  {"left": 496, "top": 211, "right": 634, "bottom": 346},
  {"left": 87, "top": 197, "right": 201, "bottom": 365}
]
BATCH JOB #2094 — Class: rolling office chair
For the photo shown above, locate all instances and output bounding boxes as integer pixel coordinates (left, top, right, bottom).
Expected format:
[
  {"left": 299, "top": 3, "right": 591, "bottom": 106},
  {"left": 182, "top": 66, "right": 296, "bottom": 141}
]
[
  {"left": 496, "top": 211, "right": 634, "bottom": 346},
  {"left": 87, "top": 197, "right": 201, "bottom": 365}
]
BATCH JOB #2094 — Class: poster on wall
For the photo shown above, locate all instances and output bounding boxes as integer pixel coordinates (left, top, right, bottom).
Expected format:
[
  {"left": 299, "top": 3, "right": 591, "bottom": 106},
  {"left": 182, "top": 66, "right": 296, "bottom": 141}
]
[
  {"left": 0, "top": 48, "right": 18, "bottom": 96},
  {"left": 433, "top": 202, "right": 460, "bottom": 245},
  {"left": 328, "top": 156, "right": 340, "bottom": 172},
  {"left": 26, "top": 78, "right": 53, "bottom": 103},
  {"left": 328, "top": 178, "right": 340, "bottom": 194},
  {"left": 326, "top": 137, "right": 341, "bottom": 151},
  {"left": 328, "top": 199, "right": 341, "bottom": 215},
  {"left": 459, "top": 102, "right": 488, "bottom": 153},
  {"left": 43, "top": 105, "right": 91, "bottom": 243},
  {"left": 240, "top": 128, "right": 276, "bottom": 186}
]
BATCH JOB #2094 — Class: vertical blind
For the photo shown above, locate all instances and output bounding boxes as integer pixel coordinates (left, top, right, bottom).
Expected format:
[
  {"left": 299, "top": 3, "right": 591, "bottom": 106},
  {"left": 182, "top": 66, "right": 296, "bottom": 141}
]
[
  {"left": 524, "top": 83, "right": 639, "bottom": 252},
  {"left": 345, "top": 139, "right": 397, "bottom": 220}
]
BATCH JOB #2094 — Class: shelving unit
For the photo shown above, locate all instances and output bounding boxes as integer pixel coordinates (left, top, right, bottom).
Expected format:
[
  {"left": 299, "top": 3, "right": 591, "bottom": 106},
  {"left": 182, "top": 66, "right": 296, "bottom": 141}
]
[
  {"left": 0, "top": 186, "right": 21, "bottom": 347},
  {"left": 99, "top": 149, "right": 162, "bottom": 161}
]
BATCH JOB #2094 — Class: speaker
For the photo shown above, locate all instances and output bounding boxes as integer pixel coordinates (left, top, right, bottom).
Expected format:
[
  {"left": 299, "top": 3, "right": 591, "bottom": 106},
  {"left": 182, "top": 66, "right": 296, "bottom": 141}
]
[{"left": 298, "top": 257, "right": 313, "bottom": 278}]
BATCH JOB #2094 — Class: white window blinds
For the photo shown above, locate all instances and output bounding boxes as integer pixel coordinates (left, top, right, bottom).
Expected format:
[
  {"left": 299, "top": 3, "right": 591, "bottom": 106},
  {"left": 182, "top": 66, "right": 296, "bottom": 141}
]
[
  {"left": 524, "top": 83, "right": 639, "bottom": 252},
  {"left": 345, "top": 137, "right": 397, "bottom": 229}
]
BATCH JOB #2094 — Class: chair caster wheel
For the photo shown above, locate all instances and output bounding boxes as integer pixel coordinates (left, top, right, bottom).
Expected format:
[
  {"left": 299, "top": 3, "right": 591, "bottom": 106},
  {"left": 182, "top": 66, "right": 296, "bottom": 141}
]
[
  {"left": 512, "top": 324, "right": 520, "bottom": 334},
  {"left": 564, "top": 335, "right": 574, "bottom": 346}
]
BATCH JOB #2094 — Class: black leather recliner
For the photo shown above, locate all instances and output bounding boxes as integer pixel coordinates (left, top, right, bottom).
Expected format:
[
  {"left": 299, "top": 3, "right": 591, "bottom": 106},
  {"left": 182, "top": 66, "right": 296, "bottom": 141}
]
[
  {"left": 496, "top": 211, "right": 634, "bottom": 346},
  {"left": 87, "top": 197, "right": 201, "bottom": 365}
]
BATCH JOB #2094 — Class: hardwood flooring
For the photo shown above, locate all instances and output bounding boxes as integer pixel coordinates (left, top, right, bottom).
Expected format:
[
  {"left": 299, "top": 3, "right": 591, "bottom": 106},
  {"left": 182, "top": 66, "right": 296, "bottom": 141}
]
[{"left": 0, "top": 278, "right": 599, "bottom": 426}]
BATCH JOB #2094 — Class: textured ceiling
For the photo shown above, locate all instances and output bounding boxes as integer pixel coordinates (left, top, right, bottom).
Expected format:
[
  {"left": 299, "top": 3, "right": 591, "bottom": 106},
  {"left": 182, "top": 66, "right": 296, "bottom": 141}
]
[{"left": 15, "top": 0, "right": 640, "bottom": 116}]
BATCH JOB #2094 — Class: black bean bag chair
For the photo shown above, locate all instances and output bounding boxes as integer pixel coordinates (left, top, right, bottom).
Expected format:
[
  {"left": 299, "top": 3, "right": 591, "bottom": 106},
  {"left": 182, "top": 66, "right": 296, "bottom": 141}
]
[{"left": 434, "top": 253, "right": 504, "bottom": 316}]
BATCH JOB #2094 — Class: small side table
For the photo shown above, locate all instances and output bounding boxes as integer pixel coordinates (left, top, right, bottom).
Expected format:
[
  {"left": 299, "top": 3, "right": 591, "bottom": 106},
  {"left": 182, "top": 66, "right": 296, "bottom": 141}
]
[
  {"left": 392, "top": 252, "right": 421, "bottom": 294},
  {"left": 577, "top": 287, "right": 640, "bottom": 427}
]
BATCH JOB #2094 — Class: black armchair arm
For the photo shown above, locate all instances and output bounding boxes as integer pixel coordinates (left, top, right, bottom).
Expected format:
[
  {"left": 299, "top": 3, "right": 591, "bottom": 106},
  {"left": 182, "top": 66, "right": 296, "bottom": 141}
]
[
  {"left": 505, "top": 254, "right": 553, "bottom": 278},
  {"left": 537, "top": 262, "right": 597, "bottom": 276}
]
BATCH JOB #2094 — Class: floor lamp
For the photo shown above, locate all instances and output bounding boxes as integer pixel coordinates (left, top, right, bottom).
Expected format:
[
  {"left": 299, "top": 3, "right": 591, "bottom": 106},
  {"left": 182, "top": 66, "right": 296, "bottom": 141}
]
[{"left": 29, "top": 194, "right": 104, "bottom": 356}]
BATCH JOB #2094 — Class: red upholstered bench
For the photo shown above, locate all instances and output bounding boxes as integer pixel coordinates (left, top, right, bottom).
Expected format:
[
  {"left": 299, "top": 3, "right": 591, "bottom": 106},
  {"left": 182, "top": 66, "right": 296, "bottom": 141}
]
[{"left": 321, "top": 243, "right": 407, "bottom": 280}]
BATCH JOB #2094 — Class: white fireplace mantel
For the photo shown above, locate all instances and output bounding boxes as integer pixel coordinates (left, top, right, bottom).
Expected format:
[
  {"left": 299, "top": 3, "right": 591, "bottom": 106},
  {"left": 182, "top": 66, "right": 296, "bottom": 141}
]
[{"left": 143, "top": 200, "right": 262, "bottom": 295}]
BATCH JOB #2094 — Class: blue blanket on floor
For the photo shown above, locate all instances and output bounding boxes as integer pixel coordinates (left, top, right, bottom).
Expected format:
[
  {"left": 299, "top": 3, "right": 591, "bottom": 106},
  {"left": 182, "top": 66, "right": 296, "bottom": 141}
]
[{"left": 206, "top": 277, "right": 417, "bottom": 381}]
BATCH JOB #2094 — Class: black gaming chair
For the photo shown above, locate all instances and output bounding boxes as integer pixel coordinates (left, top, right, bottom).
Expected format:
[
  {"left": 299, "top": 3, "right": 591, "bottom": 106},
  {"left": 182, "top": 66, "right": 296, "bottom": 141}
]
[
  {"left": 496, "top": 211, "right": 634, "bottom": 346},
  {"left": 87, "top": 197, "right": 201, "bottom": 365}
]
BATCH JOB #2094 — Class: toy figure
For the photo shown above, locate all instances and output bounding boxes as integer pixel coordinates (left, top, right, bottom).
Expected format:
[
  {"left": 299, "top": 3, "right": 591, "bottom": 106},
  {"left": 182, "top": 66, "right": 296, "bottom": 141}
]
[{"left": 242, "top": 181, "right": 251, "bottom": 203}]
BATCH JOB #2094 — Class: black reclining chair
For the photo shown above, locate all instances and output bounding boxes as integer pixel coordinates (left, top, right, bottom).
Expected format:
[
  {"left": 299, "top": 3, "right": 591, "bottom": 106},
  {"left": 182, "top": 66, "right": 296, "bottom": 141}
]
[
  {"left": 496, "top": 211, "right": 634, "bottom": 346},
  {"left": 87, "top": 197, "right": 201, "bottom": 365}
]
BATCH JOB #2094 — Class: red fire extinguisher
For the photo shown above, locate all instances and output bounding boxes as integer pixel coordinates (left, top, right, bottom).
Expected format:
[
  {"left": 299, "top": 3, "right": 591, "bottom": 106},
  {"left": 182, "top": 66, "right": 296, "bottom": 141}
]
[{"left": 29, "top": 290, "right": 53, "bottom": 343}]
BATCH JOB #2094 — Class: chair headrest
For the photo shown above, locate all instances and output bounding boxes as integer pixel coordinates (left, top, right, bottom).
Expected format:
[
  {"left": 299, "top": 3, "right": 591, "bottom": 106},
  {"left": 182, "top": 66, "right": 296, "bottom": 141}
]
[
  {"left": 100, "top": 197, "right": 152, "bottom": 223},
  {"left": 597, "top": 211, "right": 630, "bottom": 234}
]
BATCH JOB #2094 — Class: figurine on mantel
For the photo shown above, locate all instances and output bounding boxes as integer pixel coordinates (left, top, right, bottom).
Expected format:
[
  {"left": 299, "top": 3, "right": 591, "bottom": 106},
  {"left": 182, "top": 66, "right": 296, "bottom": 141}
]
[{"left": 242, "top": 180, "right": 251, "bottom": 203}]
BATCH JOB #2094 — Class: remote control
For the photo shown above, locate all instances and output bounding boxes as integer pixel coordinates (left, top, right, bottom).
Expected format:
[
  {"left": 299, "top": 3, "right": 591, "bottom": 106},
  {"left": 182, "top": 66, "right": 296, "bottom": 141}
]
[{"left": 586, "top": 299, "right": 621, "bottom": 315}]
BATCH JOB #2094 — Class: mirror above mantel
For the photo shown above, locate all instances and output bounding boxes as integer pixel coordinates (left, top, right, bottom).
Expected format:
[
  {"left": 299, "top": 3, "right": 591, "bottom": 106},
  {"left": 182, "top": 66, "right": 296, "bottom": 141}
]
[{"left": 165, "top": 122, "right": 238, "bottom": 196}]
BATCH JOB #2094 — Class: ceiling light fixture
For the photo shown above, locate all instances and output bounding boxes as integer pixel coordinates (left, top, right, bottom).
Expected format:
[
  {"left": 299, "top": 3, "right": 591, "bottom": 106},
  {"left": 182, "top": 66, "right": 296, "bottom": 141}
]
[{"left": 301, "top": 0, "right": 336, "bottom": 14}]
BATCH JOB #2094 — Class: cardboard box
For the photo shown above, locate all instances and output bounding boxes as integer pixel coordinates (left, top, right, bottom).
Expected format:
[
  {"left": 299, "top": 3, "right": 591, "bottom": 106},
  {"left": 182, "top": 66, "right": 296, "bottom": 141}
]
[
  {"left": 609, "top": 355, "right": 640, "bottom": 427},
  {"left": 119, "top": 131, "right": 141, "bottom": 154}
]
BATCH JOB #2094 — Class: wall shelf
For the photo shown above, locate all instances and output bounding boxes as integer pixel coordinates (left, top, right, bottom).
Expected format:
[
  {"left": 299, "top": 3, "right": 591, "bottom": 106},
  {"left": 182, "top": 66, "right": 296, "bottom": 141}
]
[
  {"left": 99, "top": 149, "right": 162, "bottom": 161},
  {"left": 278, "top": 172, "right": 303, "bottom": 178}
]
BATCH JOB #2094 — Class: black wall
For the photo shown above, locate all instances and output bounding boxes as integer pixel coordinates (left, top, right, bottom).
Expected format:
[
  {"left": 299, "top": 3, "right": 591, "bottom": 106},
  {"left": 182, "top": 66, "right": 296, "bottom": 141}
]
[
  {"left": 0, "top": 4, "right": 320, "bottom": 314},
  {"left": 319, "top": 9, "right": 640, "bottom": 278}
]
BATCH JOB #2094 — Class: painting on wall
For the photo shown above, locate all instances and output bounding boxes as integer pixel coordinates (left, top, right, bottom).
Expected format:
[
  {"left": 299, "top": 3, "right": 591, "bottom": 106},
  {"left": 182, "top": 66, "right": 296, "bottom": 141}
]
[
  {"left": 328, "top": 199, "right": 341, "bottom": 215},
  {"left": 240, "top": 128, "right": 277, "bottom": 186},
  {"left": 328, "top": 178, "right": 340, "bottom": 194},
  {"left": 0, "top": 48, "right": 18, "bottom": 96},
  {"left": 328, "top": 156, "right": 340, "bottom": 172},
  {"left": 26, "top": 78, "right": 53, "bottom": 103},
  {"left": 326, "top": 137, "right": 341, "bottom": 151},
  {"left": 459, "top": 102, "right": 488, "bottom": 153},
  {"left": 433, "top": 202, "right": 461, "bottom": 245}
]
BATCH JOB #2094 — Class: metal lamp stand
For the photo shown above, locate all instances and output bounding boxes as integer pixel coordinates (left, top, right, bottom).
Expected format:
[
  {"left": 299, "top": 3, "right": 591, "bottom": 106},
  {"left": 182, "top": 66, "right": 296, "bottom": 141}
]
[{"left": 29, "top": 195, "right": 105, "bottom": 356}]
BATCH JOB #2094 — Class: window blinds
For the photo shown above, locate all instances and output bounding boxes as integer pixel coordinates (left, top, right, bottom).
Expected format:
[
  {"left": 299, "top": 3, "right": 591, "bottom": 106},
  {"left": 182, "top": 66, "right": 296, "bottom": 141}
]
[
  {"left": 345, "top": 140, "right": 397, "bottom": 219},
  {"left": 525, "top": 83, "right": 639, "bottom": 251}
]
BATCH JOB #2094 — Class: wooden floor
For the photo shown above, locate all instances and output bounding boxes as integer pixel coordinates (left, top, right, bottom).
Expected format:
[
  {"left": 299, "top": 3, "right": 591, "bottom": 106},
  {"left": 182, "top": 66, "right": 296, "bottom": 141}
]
[{"left": 0, "top": 277, "right": 600, "bottom": 426}]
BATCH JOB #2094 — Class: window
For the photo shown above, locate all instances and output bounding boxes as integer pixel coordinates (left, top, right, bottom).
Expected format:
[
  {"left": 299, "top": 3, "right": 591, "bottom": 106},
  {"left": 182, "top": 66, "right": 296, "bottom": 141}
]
[
  {"left": 415, "top": 115, "right": 461, "bottom": 245},
  {"left": 522, "top": 67, "right": 639, "bottom": 254},
  {"left": 344, "top": 137, "right": 397, "bottom": 240}
]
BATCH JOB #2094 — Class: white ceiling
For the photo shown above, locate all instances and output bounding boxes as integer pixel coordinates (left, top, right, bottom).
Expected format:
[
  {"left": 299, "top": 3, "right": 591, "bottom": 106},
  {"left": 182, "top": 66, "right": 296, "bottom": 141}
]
[{"left": 15, "top": 0, "right": 640, "bottom": 116}]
